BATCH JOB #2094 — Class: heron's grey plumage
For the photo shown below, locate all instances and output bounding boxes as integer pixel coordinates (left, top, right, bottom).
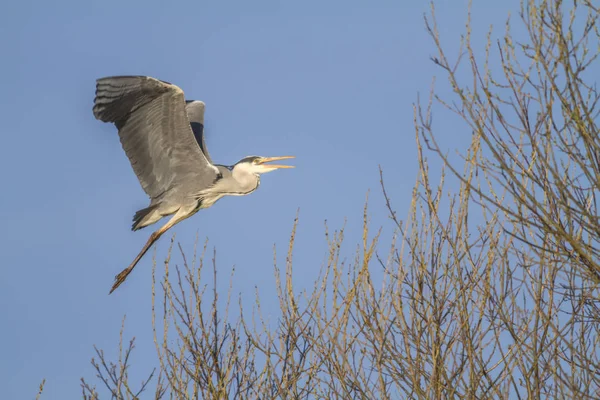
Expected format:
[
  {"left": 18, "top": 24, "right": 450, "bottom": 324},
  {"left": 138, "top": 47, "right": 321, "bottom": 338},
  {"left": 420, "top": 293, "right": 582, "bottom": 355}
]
[{"left": 92, "top": 75, "right": 294, "bottom": 293}]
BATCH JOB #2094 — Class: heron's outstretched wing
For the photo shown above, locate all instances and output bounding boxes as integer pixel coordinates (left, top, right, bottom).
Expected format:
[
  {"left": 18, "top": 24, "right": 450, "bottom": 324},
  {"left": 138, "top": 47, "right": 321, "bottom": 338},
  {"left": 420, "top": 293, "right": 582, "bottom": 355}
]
[
  {"left": 93, "top": 76, "right": 218, "bottom": 200},
  {"left": 185, "top": 100, "right": 213, "bottom": 164}
]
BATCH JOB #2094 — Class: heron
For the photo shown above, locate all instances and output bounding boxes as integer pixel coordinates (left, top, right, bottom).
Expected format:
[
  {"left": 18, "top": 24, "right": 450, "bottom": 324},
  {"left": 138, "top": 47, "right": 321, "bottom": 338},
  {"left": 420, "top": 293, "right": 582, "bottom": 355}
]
[{"left": 93, "top": 75, "right": 295, "bottom": 294}]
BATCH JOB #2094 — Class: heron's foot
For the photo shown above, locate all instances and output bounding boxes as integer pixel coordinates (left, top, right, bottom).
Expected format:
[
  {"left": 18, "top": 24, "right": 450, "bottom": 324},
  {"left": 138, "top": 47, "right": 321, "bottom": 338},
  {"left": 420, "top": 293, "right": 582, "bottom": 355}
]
[{"left": 109, "top": 268, "right": 132, "bottom": 294}]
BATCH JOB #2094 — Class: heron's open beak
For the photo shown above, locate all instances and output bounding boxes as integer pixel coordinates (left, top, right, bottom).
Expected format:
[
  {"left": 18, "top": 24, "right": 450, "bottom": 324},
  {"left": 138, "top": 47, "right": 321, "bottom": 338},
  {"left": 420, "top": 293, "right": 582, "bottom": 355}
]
[{"left": 258, "top": 156, "right": 295, "bottom": 169}]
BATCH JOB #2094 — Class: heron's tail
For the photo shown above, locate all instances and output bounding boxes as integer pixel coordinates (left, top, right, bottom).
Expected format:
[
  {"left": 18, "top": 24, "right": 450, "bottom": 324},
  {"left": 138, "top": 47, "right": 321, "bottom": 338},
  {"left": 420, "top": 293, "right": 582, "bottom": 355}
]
[{"left": 132, "top": 204, "right": 160, "bottom": 231}]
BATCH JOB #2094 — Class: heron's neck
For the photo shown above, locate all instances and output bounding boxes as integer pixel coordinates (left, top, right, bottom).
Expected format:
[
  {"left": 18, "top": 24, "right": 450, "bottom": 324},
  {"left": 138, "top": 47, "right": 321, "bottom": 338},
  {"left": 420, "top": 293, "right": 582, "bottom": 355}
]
[{"left": 231, "top": 167, "right": 260, "bottom": 194}]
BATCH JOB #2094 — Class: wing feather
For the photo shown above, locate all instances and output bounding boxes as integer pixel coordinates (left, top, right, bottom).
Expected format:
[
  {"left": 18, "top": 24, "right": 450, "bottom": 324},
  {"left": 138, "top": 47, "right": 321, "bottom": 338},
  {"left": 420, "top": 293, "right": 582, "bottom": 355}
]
[
  {"left": 185, "top": 100, "right": 213, "bottom": 164},
  {"left": 93, "top": 76, "right": 218, "bottom": 200}
]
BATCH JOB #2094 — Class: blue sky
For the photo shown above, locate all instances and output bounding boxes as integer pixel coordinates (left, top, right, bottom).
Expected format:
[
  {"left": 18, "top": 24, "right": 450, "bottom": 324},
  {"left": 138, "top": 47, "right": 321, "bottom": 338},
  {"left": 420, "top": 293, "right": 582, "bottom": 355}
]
[{"left": 0, "top": 0, "right": 521, "bottom": 397}]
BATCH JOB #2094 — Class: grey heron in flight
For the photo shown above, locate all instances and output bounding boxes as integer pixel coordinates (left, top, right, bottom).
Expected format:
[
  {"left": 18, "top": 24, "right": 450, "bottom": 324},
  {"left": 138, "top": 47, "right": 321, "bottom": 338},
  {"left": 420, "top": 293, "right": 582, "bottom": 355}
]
[{"left": 93, "top": 75, "right": 295, "bottom": 294}]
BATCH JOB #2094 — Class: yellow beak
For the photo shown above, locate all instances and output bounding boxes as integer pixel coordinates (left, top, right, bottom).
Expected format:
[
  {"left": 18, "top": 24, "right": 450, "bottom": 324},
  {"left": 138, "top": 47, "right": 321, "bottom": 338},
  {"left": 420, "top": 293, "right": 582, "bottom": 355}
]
[{"left": 257, "top": 156, "right": 295, "bottom": 169}]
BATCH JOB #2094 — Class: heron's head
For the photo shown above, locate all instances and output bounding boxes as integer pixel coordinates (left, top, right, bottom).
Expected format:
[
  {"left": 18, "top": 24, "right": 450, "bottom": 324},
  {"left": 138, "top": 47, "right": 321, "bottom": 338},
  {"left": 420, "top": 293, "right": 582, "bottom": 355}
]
[{"left": 233, "top": 156, "right": 295, "bottom": 175}]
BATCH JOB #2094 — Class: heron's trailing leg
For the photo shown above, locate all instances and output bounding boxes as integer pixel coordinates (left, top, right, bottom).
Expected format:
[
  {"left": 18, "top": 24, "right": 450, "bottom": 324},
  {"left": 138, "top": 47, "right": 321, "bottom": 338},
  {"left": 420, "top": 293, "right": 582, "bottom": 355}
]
[{"left": 109, "top": 208, "right": 192, "bottom": 294}]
